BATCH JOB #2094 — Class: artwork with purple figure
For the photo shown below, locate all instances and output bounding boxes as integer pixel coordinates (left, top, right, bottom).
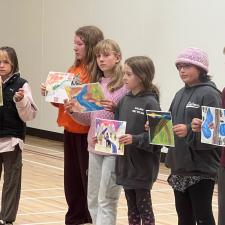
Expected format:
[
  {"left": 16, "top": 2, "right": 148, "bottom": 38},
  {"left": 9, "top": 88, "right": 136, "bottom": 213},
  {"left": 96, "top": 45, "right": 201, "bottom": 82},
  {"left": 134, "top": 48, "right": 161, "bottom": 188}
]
[
  {"left": 67, "top": 82, "right": 105, "bottom": 112},
  {"left": 45, "top": 71, "right": 74, "bottom": 103},
  {"left": 95, "top": 118, "right": 126, "bottom": 155},
  {"left": 201, "top": 106, "right": 225, "bottom": 146}
]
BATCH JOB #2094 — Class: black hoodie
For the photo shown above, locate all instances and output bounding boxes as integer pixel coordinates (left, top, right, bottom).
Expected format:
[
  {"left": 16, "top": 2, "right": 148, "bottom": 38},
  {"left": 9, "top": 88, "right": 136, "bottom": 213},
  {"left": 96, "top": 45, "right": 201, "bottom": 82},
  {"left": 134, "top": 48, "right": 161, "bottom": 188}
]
[
  {"left": 165, "top": 81, "right": 222, "bottom": 177},
  {"left": 115, "top": 91, "right": 161, "bottom": 189}
]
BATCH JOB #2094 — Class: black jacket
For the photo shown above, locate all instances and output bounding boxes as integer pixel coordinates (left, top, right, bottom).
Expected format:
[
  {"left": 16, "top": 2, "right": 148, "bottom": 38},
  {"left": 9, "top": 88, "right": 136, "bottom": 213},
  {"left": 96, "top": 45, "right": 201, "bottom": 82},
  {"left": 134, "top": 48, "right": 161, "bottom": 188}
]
[
  {"left": 115, "top": 91, "right": 161, "bottom": 189},
  {"left": 165, "top": 81, "right": 222, "bottom": 177},
  {"left": 0, "top": 73, "right": 27, "bottom": 140}
]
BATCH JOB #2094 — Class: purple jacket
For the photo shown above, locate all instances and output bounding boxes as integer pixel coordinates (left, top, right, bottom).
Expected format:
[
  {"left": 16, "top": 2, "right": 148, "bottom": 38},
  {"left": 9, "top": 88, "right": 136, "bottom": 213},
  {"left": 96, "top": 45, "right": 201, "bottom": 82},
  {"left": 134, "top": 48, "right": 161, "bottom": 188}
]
[{"left": 221, "top": 88, "right": 225, "bottom": 167}]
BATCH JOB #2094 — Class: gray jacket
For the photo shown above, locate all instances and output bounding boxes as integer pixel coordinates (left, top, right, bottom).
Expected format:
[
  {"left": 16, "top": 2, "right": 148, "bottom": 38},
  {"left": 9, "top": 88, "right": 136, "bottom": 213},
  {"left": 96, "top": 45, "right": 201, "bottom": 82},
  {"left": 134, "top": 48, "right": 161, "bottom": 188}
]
[{"left": 166, "top": 81, "right": 222, "bottom": 177}]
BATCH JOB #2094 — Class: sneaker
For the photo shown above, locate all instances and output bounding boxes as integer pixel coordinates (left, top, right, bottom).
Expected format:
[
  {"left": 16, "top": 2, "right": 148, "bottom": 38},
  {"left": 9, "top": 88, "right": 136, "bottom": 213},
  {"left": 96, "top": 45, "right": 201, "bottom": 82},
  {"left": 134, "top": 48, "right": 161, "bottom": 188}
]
[
  {"left": 0, "top": 220, "right": 4, "bottom": 225},
  {"left": 0, "top": 221, "right": 13, "bottom": 225}
]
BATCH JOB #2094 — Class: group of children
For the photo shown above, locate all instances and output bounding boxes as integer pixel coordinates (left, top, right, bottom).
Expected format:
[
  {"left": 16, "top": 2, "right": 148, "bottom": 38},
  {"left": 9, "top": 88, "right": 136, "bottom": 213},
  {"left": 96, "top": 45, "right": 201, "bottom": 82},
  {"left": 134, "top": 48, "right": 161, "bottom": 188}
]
[{"left": 0, "top": 25, "right": 225, "bottom": 225}]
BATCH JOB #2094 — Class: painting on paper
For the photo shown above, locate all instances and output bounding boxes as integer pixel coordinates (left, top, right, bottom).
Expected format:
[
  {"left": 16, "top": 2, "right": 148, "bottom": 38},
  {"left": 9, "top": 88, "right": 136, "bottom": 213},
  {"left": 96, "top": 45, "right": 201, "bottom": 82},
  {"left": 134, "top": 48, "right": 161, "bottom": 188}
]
[
  {"left": 45, "top": 71, "right": 74, "bottom": 103},
  {"left": 201, "top": 106, "right": 225, "bottom": 146},
  {"left": 67, "top": 82, "right": 105, "bottom": 112},
  {"left": 95, "top": 118, "right": 126, "bottom": 155},
  {"left": 147, "top": 110, "right": 174, "bottom": 147}
]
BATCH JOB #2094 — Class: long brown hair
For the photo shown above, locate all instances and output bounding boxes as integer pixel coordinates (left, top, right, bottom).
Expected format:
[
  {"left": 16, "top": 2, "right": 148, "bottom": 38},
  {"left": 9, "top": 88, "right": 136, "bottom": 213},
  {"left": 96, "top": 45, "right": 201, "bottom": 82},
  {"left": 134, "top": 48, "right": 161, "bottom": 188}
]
[
  {"left": 94, "top": 39, "right": 124, "bottom": 92},
  {"left": 125, "top": 56, "right": 160, "bottom": 100},
  {"left": 0, "top": 46, "right": 19, "bottom": 74},
  {"left": 74, "top": 26, "right": 104, "bottom": 82}
]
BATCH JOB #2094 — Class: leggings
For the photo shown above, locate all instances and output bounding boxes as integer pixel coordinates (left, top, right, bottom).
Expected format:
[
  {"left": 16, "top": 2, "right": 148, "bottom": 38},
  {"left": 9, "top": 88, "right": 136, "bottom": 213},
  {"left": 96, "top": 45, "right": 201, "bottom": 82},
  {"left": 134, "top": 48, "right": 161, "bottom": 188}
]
[
  {"left": 124, "top": 189, "right": 155, "bottom": 225},
  {"left": 174, "top": 179, "right": 215, "bottom": 225}
]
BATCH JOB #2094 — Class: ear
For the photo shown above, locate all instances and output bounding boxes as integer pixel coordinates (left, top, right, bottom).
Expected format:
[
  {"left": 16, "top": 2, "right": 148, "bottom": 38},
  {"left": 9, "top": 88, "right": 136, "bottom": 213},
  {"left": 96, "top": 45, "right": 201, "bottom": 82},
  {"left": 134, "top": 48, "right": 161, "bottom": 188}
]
[{"left": 115, "top": 53, "right": 121, "bottom": 63}]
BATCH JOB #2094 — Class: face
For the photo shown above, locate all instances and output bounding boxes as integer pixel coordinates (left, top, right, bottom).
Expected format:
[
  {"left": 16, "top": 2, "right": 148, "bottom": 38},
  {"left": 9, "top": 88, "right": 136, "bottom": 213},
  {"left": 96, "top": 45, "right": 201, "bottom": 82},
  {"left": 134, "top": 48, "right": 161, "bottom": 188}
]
[
  {"left": 176, "top": 63, "right": 200, "bottom": 86},
  {"left": 73, "top": 35, "right": 86, "bottom": 61},
  {"left": 0, "top": 52, "right": 13, "bottom": 81},
  {"left": 96, "top": 51, "right": 120, "bottom": 76},
  {"left": 123, "top": 64, "right": 143, "bottom": 94}
]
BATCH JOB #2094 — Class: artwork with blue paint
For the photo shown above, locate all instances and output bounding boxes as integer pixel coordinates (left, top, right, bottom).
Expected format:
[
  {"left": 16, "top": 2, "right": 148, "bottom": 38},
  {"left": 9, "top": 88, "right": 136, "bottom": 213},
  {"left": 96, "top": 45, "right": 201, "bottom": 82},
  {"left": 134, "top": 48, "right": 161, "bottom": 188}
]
[
  {"left": 201, "top": 106, "right": 225, "bottom": 146},
  {"left": 95, "top": 118, "right": 126, "bottom": 155},
  {"left": 67, "top": 82, "right": 105, "bottom": 112}
]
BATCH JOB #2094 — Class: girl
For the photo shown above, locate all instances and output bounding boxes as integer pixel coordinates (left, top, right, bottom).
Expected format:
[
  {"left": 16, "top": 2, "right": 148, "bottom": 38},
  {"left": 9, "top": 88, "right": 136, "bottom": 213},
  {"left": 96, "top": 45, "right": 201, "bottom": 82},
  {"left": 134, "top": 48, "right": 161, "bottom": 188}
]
[
  {"left": 115, "top": 56, "right": 161, "bottom": 225},
  {"left": 166, "top": 47, "right": 221, "bottom": 225},
  {"left": 0, "top": 46, "right": 37, "bottom": 225},
  {"left": 41, "top": 26, "right": 104, "bottom": 225},
  {"left": 64, "top": 39, "right": 127, "bottom": 225},
  {"left": 191, "top": 46, "right": 225, "bottom": 225}
]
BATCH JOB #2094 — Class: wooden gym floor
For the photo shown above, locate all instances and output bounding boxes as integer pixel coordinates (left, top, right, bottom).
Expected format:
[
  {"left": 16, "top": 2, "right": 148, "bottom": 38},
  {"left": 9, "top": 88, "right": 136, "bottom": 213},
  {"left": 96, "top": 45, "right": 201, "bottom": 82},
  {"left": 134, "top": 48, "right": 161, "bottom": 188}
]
[{"left": 0, "top": 136, "right": 218, "bottom": 225}]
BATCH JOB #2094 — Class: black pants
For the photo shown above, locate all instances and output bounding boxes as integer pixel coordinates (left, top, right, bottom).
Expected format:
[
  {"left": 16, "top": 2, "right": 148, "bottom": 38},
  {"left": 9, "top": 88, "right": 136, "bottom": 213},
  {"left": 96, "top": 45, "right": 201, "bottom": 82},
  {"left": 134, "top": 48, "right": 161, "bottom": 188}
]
[
  {"left": 124, "top": 189, "right": 155, "bottom": 225},
  {"left": 174, "top": 179, "right": 215, "bottom": 225},
  {"left": 64, "top": 130, "right": 92, "bottom": 225}
]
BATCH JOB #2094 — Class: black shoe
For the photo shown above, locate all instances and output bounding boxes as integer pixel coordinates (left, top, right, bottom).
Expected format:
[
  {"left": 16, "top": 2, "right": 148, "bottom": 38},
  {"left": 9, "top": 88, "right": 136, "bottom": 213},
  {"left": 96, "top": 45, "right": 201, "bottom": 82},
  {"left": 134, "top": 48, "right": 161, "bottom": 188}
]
[{"left": 0, "top": 221, "right": 13, "bottom": 225}]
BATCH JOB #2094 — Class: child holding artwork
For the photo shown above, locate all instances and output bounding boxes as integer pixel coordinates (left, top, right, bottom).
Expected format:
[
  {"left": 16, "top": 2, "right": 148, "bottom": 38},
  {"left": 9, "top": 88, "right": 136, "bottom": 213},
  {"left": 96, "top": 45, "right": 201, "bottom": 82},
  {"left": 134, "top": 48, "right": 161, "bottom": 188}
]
[
  {"left": 64, "top": 39, "right": 127, "bottom": 225},
  {"left": 0, "top": 46, "right": 37, "bottom": 225},
  {"left": 115, "top": 56, "right": 161, "bottom": 225},
  {"left": 41, "top": 26, "right": 104, "bottom": 225},
  {"left": 166, "top": 47, "right": 221, "bottom": 225},
  {"left": 191, "top": 46, "right": 225, "bottom": 225}
]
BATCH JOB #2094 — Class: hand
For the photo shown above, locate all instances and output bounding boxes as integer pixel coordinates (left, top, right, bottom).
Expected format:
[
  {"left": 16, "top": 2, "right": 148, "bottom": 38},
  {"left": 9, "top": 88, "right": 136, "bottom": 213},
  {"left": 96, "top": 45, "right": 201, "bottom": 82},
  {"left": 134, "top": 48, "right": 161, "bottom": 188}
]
[
  {"left": 14, "top": 88, "right": 24, "bottom": 102},
  {"left": 191, "top": 118, "right": 202, "bottom": 132},
  {"left": 92, "top": 136, "right": 98, "bottom": 144},
  {"left": 119, "top": 134, "right": 133, "bottom": 145},
  {"left": 145, "top": 120, "right": 149, "bottom": 131},
  {"left": 173, "top": 124, "right": 188, "bottom": 137},
  {"left": 100, "top": 99, "right": 116, "bottom": 112},
  {"left": 40, "top": 83, "right": 46, "bottom": 96},
  {"left": 64, "top": 99, "right": 73, "bottom": 114}
]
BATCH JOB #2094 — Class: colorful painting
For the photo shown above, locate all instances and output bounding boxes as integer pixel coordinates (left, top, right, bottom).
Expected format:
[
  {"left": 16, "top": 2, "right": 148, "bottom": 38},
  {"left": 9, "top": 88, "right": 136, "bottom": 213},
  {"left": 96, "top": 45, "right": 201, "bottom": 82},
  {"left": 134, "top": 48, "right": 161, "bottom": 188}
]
[
  {"left": 67, "top": 82, "right": 105, "bottom": 112},
  {"left": 147, "top": 110, "right": 174, "bottom": 147},
  {"left": 0, "top": 77, "right": 3, "bottom": 106},
  {"left": 45, "top": 71, "right": 74, "bottom": 103},
  {"left": 95, "top": 118, "right": 126, "bottom": 155},
  {"left": 201, "top": 106, "right": 225, "bottom": 146}
]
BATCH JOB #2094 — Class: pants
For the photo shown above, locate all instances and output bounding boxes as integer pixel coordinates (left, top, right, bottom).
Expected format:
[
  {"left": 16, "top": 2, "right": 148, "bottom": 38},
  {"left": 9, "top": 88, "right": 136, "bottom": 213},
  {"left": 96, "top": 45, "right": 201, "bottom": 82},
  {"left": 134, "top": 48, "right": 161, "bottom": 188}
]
[
  {"left": 174, "top": 179, "right": 215, "bottom": 225},
  {"left": 88, "top": 152, "right": 121, "bottom": 225},
  {"left": 64, "top": 130, "right": 91, "bottom": 225},
  {"left": 124, "top": 189, "right": 155, "bottom": 225},
  {"left": 0, "top": 145, "right": 22, "bottom": 223},
  {"left": 218, "top": 166, "right": 225, "bottom": 225}
]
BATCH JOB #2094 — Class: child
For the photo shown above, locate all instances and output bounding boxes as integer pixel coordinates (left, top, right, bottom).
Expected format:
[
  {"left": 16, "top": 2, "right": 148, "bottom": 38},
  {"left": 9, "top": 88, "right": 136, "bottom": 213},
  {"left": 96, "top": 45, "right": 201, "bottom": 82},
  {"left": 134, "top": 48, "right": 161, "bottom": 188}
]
[
  {"left": 64, "top": 39, "right": 127, "bottom": 225},
  {"left": 115, "top": 56, "right": 161, "bottom": 225},
  {"left": 191, "top": 46, "right": 225, "bottom": 225},
  {"left": 166, "top": 47, "right": 221, "bottom": 225},
  {"left": 0, "top": 46, "right": 37, "bottom": 225},
  {"left": 41, "top": 26, "right": 104, "bottom": 225}
]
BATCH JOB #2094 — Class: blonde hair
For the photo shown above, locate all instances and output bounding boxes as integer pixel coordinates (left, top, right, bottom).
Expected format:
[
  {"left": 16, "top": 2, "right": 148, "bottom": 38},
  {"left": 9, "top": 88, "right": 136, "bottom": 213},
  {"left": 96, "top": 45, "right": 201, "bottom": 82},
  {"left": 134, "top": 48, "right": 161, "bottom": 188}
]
[
  {"left": 125, "top": 56, "right": 160, "bottom": 101},
  {"left": 94, "top": 39, "right": 124, "bottom": 92},
  {"left": 74, "top": 26, "right": 104, "bottom": 82}
]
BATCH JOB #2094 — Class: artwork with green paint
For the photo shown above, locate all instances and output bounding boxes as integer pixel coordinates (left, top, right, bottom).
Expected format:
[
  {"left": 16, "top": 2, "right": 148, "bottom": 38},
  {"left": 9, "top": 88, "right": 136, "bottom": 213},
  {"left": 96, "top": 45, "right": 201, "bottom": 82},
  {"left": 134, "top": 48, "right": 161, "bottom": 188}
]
[{"left": 146, "top": 110, "right": 174, "bottom": 147}]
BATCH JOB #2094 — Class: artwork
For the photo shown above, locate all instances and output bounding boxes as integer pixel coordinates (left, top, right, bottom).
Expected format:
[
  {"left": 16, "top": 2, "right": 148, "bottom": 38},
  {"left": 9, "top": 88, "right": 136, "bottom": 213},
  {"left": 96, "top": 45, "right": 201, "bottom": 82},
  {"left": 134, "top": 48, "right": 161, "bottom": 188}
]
[
  {"left": 0, "top": 77, "right": 3, "bottom": 106},
  {"left": 67, "top": 82, "right": 105, "bottom": 112},
  {"left": 95, "top": 118, "right": 126, "bottom": 155},
  {"left": 147, "top": 110, "right": 175, "bottom": 147},
  {"left": 45, "top": 71, "right": 74, "bottom": 103},
  {"left": 201, "top": 106, "right": 225, "bottom": 146}
]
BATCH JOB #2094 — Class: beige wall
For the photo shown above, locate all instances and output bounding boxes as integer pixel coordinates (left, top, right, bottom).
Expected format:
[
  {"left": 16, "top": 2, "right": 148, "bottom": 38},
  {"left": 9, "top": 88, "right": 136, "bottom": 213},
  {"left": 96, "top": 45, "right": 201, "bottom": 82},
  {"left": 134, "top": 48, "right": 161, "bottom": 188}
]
[{"left": 0, "top": 0, "right": 225, "bottom": 133}]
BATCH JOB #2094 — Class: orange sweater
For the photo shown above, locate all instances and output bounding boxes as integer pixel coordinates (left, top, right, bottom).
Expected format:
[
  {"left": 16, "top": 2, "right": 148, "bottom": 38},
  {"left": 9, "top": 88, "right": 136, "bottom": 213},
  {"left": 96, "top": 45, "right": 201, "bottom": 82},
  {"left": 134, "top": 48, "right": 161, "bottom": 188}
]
[{"left": 56, "top": 65, "right": 90, "bottom": 133}]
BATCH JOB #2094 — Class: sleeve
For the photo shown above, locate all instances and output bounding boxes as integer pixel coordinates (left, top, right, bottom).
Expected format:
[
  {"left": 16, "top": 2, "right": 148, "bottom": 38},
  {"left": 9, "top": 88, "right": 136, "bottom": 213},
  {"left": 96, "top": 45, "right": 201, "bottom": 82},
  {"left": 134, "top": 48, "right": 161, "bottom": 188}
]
[
  {"left": 70, "top": 111, "right": 91, "bottom": 126},
  {"left": 15, "top": 83, "right": 38, "bottom": 122},
  {"left": 186, "top": 87, "right": 222, "bottom": 150},
  {"left": 132, "top": 98, "right": 162, "bottom": 152}
]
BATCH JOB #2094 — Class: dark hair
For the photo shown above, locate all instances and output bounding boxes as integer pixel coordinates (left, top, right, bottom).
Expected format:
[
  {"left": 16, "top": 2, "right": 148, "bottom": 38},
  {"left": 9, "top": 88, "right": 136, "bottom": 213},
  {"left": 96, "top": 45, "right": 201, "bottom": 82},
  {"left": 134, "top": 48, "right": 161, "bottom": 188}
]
[
  {"left": 125, "top": 56, "right": 160, "bottom": 101},
  {"left": 0, "top": 46, "right": 19, "bottom": 74},
  {"left": 198, "top": 68, "right": 211, "bottom": 82}
]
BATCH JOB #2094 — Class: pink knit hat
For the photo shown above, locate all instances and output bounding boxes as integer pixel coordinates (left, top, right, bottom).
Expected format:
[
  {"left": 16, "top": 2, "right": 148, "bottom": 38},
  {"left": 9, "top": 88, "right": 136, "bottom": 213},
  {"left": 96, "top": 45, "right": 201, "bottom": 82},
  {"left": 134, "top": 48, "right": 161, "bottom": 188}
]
[{"left": 175, "top": 47, "right": 209, "bottom": 73}]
